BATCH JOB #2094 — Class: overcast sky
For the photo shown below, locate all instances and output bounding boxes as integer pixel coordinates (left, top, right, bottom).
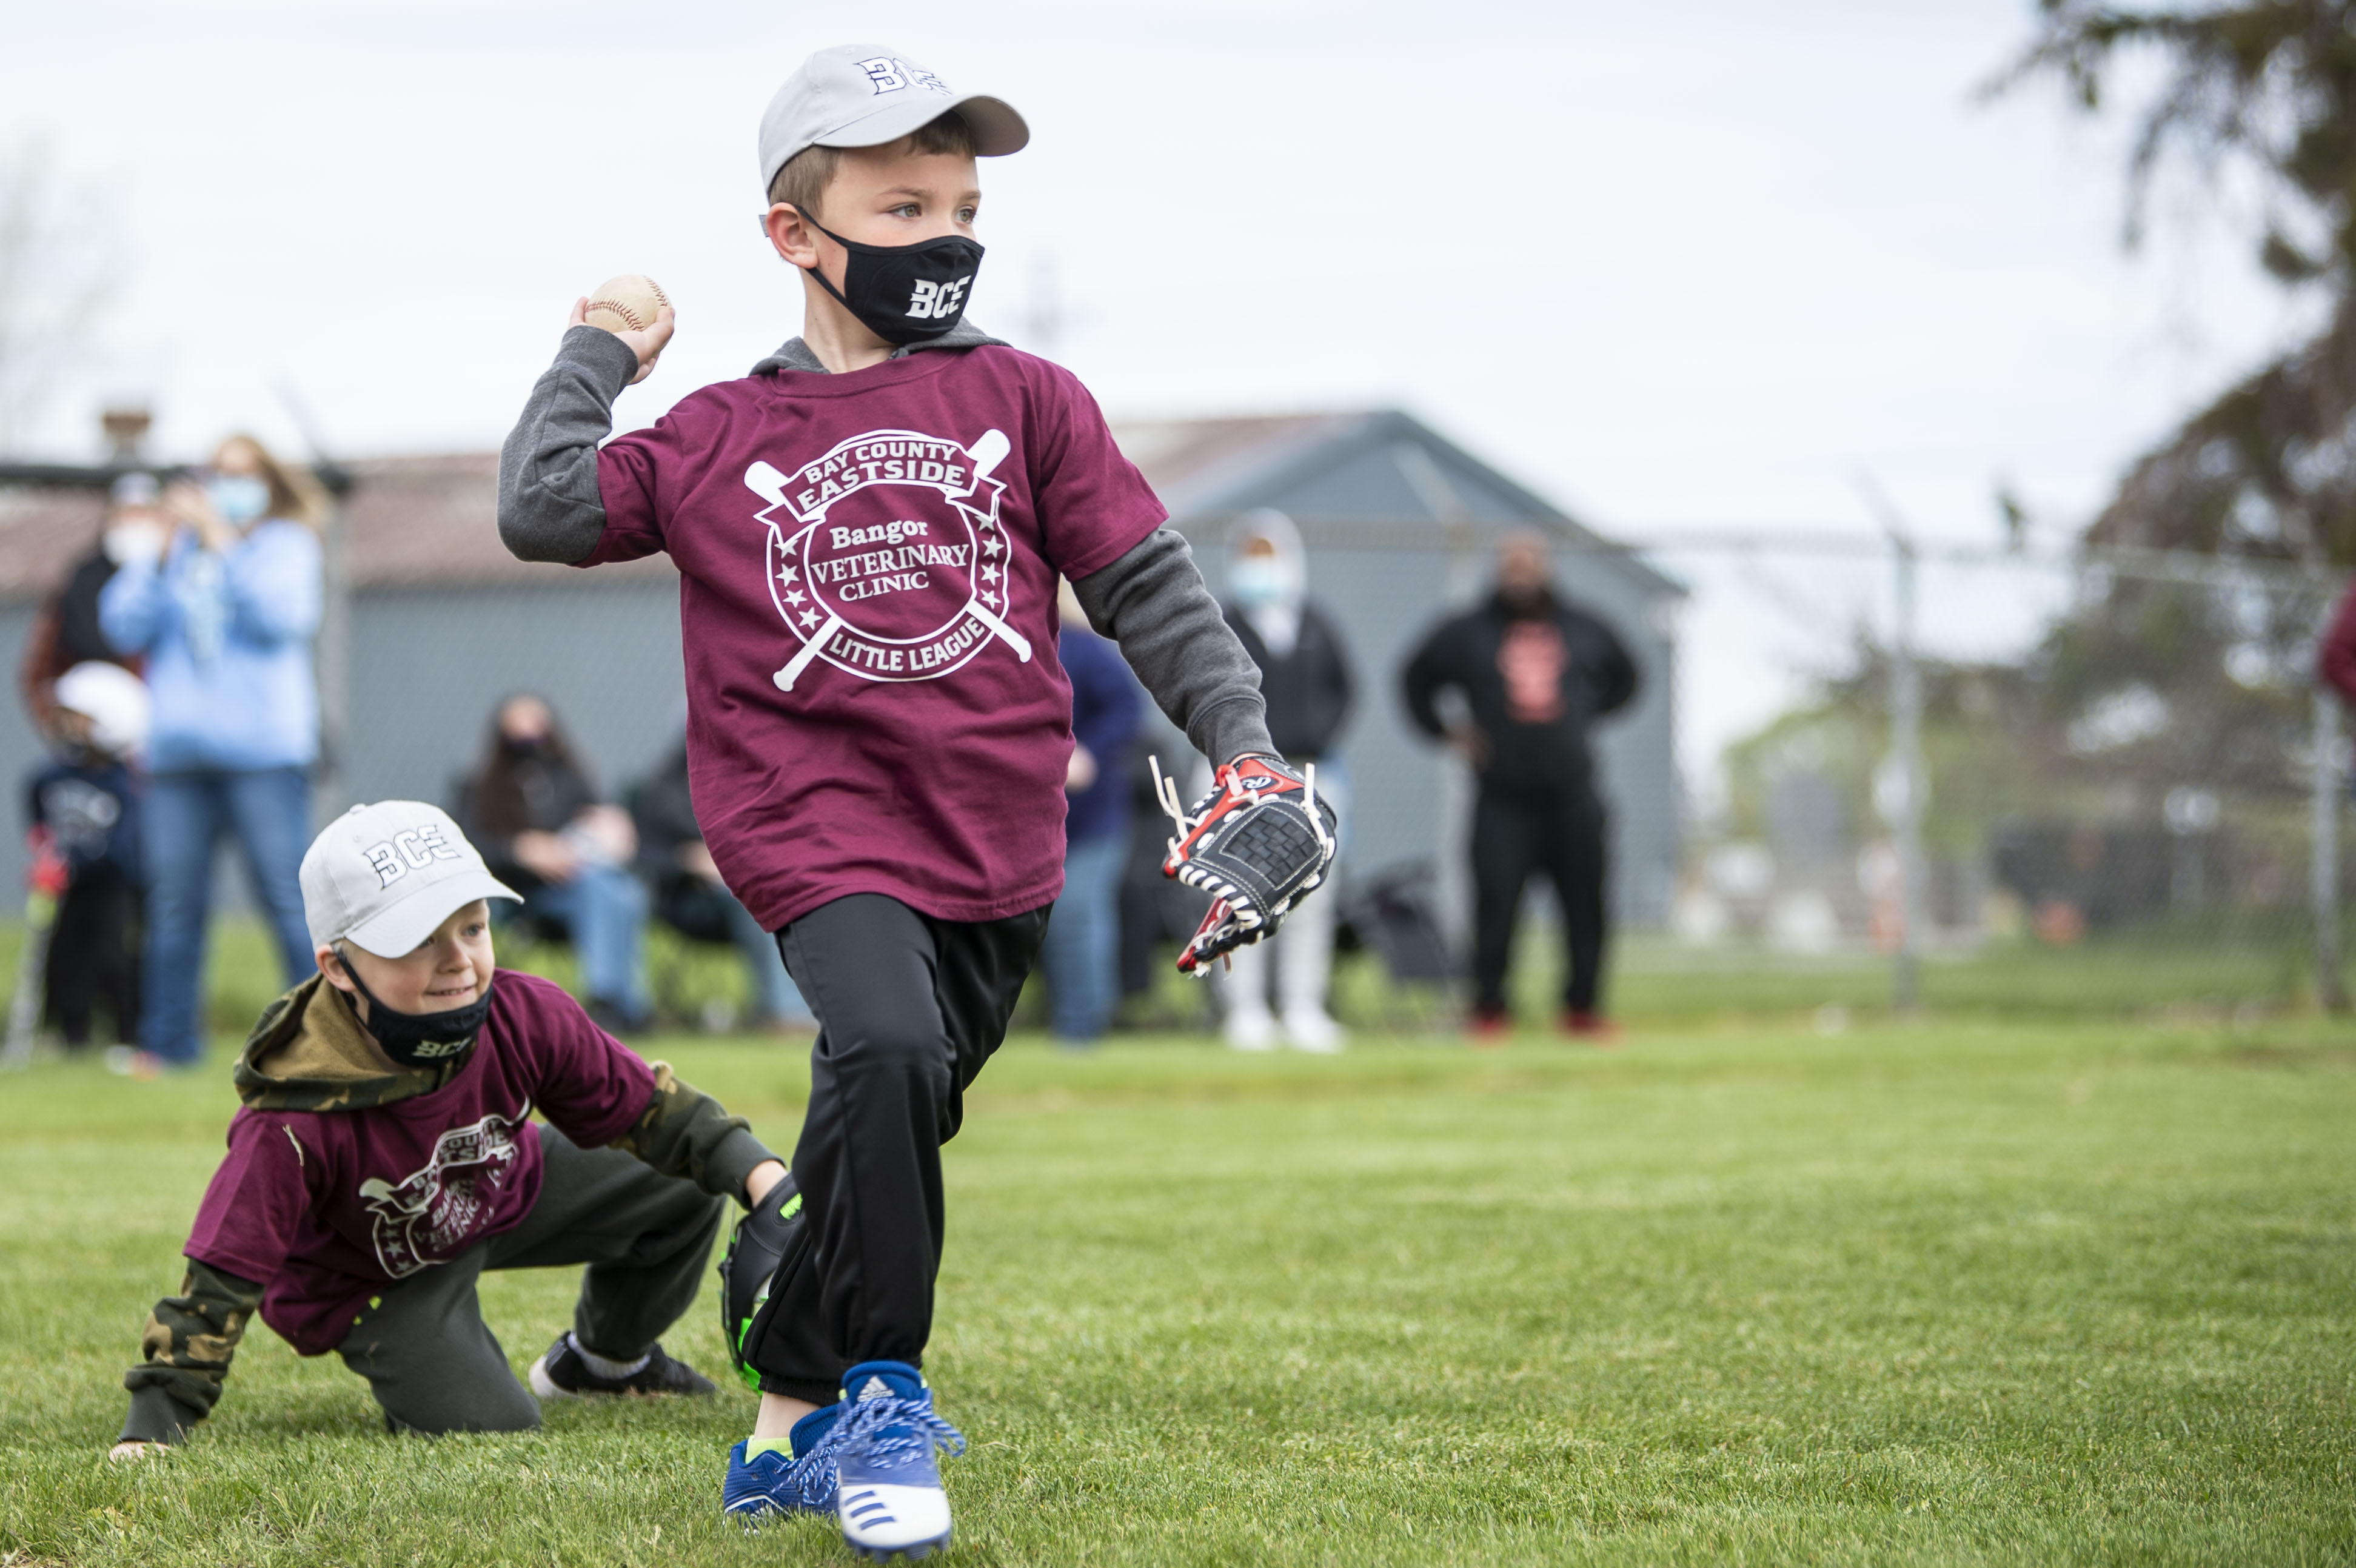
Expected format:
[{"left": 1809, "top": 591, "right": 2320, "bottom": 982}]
[{"left": 6, "top": 0, "right": 2315, "bottom": 788}]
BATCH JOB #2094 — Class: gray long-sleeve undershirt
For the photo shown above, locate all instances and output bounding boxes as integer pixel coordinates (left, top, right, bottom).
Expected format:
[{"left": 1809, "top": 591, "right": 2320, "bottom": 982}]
[{"left": 497, "top": 326, "right": 1273, "bottom": 763}]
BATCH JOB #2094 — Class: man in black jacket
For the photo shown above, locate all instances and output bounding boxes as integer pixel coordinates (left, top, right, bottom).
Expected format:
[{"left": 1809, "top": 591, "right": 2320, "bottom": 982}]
[{"left": 1401, "top": 531, "right": 1638, "bottom": 1040}]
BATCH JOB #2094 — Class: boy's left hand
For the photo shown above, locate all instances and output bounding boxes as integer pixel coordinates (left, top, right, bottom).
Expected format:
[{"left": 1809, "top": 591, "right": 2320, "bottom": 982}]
[
  {"left": 569, "top": 297, "right": 674, "bottom": 385},
  {"left": 1155, "top": 755, "right": 1340, "bottom": 974}
]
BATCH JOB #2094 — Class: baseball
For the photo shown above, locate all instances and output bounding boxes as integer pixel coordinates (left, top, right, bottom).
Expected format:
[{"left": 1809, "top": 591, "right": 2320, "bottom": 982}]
[{"left": 583, "top": 273, "right": 671, "bottom": 334}]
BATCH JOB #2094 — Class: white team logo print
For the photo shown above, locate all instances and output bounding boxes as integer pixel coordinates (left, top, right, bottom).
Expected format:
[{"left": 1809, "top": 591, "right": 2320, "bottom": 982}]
[
  {"left": 356, "top": 1107, "right": 528, "bottom": 1277},
  {"left": 906, "top": 276, "right": 971, "bottom": 320},
  {"left": 744, "top": 427, "right": 1033, "bottom": 691},
  {"left": 854, "top": 56, "right": 949, "bottom": 96}
]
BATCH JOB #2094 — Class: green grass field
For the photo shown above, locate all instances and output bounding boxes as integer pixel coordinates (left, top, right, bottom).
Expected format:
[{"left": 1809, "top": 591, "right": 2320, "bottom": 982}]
[{"left": 4, "top": 988, "right": 2353, "bottom": 1565}]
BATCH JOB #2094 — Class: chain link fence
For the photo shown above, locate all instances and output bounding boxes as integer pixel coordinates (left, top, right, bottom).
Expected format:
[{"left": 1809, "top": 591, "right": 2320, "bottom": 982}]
[
  {"left": 1647, "top": 534, "right": 2352, "bottom": 1022},
  {"left": 5, "top": 457, "right": 2354, "bottom": 1040}
]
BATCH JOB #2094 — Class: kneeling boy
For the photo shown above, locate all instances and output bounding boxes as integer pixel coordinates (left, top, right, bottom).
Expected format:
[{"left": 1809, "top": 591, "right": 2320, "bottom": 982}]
[{"left": 110, "top": 800, "right": 788, "bottom": 1453}]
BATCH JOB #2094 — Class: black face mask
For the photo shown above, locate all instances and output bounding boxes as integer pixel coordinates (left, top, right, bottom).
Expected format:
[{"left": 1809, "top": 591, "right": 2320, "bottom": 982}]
[
  {"left": 800, "top": 215, "right": 983, "bottom": 346},
  {"left": 335, "top": 949, "right": 495, "bottom": 1070}
]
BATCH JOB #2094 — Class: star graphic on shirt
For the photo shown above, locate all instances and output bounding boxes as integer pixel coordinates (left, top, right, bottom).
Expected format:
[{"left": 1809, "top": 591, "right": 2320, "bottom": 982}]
[
  {"left": 777, "top": 564, "right": 799, "bottom": 586},
  {"left": 980, "top": 535, "right": 1003, "bottom": 557},
  {"left": 798, "top": 608, "right": 821, "bottom": 628},
  {"left": 784, "top": 589, "right": 806, "bottom": 607},
  {"left": 980, "top": 563, "right": 1000, "bottom": 585},
  {"left": 781, "top": 534, "right": 799, "bottom": 555}
]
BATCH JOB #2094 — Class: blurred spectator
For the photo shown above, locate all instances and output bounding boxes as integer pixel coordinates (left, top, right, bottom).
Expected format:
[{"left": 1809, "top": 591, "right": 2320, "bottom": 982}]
[
  {"left": 19, "top": 472, "right": 157, "bottom": 731},
  {"left": 1037, "top": 581, "right": 1144, "bottom": 1045},
  {"left": 1116, "top": 742, "right": 1197, "bottom": 1004},
  {"left": 455, "top": 694, "right": 652, "bottom": 1033},
  {"left": 1214, "top": 510, "right": 1354, "bottom": 1053},
  {"left": 1402, "top": 530, "right": 1636, "bottom": 1042},
  {"left": 2318, "top": 581, "right": 2356, "bottom": 710},
  {"left": 628, "top": 732, "right": 815, "bottom": 1031},
  {"left": 23, "top": 663, "right": 149, "bottom": 1054},
  {"left": 100, "top": 435, "right": 325, "bottom": 1067}
]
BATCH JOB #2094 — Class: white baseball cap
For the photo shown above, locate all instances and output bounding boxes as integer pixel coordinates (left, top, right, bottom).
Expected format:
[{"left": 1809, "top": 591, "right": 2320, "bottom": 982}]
[
  {"left": 758, "top": 44, "right": 1029, "bottom": 198},
  {"left": 300, "top": 802, "right": 521, "bottom": 958},
  {"left": 52, "top": 662, "right": 150, "bottom": 757}
]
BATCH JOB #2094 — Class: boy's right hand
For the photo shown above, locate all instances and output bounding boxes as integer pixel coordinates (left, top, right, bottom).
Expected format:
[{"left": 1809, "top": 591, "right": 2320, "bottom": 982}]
[
  {"left": 569, "top": 297, "right": 674, "bottom": 385},
  {"left": 109, "top": 1439, "right": 165, "bottom": 1462}
]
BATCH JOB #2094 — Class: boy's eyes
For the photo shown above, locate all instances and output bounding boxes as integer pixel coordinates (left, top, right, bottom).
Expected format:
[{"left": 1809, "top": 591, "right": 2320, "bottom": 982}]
[
  {"left": 413, "top": 923, "right": 489, "bottom": 953},
  {"left": 882, "top": 202, "right": 976, "bottom": 226}
]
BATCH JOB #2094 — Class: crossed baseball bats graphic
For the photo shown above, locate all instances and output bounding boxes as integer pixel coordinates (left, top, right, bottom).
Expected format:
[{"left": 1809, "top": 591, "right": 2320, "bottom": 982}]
[{"left": 744, "top": 427, "right": 1032, "bottom": 692}]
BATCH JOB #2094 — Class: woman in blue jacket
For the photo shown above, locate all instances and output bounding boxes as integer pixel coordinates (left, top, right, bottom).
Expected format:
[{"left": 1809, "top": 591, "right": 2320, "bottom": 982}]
[{"left": 101, "top": 435, "right": 324, "bottom": 1068}]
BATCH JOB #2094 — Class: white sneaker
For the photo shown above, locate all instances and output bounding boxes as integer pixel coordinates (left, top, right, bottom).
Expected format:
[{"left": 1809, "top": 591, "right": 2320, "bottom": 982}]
[
  {"left": 1282, "top": 1007, "right": 1347, "bottom": 1053},
  {"left": 1224, "top": 1007, "right": 1279, "bottom": 1051},
  {"left": 831, "top": 1362, "right": 962, "bottom": 1561}
]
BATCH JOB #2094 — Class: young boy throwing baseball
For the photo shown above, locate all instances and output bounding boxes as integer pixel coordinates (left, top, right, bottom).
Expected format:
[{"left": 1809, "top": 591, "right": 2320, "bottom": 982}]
[
  {"left": 498, "top": 42, "right": 1335, "bottom": 1560},
  {"left": 110, "top": 802, "right": 788, "bottom": 1454}
]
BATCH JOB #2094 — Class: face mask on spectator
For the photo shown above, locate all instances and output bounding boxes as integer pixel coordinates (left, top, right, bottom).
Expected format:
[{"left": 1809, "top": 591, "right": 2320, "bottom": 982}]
[
  {"left": 1229, "top": 558, "right": 1297, "bottom": 610},
  {"left": 207, "top": 474, "right": 270, "bottom": 526}
]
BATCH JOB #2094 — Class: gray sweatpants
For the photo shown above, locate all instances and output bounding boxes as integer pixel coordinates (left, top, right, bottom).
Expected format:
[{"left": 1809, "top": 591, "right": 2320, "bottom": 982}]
[{"left": 335, "top": 1124, "right": 726, "bottom": 1435}]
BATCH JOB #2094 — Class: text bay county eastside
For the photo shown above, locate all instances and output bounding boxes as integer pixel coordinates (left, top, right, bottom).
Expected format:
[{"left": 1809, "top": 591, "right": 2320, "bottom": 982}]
[{"left": 792, "top": 440, "right": 986, "bottom": 510}]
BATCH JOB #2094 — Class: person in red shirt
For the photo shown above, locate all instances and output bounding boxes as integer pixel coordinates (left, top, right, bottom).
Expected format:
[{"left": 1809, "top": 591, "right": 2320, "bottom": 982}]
[
  {"left": 2318, "top": 579, "right": 2356, "bottom": 708},
  {"left": 107, "top": 802, "right": 788, "bottom": 1456},
  {"left": 1402, "top": 532, "right": 1639, "bottom": 1042},
  {"left": 497, "top": 44, "right": 1302, "bottom": 1555}
]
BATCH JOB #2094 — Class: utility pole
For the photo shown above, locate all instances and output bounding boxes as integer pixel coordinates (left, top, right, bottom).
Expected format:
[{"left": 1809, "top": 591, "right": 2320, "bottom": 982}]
[
  {"left": 274, "top": 381, "right": 352, "bottom": 819},
  {"left": 1858, "top": 476, "right": 1928, "bottom": 1015},
  {"left": 314, "top": 495, "right": 350, "bottom": 816},
  {"left": 2313, "top": 686, "right": 2346, "bottom": 1012},
  {"left": 1887, "top": 532, "right": 1927, "bottom": 1013}
]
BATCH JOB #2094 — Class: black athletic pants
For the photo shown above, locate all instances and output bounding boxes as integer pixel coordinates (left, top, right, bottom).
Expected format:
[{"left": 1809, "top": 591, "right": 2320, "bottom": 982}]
[
  {"left": 335, "top": 1124, "right": 726, "bottom": 1434},
  {"left": 45, "top": 865, "right": 140, "bottom": 1047},
  {"left": 1471, "top": 784, "right": 1610, "bottom": 1016},
  {"left": 745, "top": 893, "right": 1047, "bottom": 1406}
]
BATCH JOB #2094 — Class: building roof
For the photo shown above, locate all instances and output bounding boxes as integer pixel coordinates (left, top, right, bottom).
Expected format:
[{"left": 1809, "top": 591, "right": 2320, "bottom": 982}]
[
  {"left": 0, "top": 455, "right": 674, "bottom": 603},
  {"left": 0, "top": 486, "right": 104, "bottom": 603},
  {"left": 335, "top": 454, "right": 674, "bottom": 590},
  {"left": 0, "top": 407, "right": 1675, "bottom": 601},
  {"left": 1110, "top": 409, "right": 1682, "bottom": 598}
]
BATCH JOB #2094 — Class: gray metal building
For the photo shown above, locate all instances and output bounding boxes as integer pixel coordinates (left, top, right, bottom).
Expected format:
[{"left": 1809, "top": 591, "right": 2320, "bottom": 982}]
[{"left": 0, "top": 413, "right": 1681, "bottom": 939}]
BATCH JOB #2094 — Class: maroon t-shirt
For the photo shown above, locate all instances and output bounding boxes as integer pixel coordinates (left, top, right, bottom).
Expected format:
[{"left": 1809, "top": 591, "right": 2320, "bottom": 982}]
[
  {"left": 182, "top": 971, "right": 657, "bottom": 1356},
  {"left": 591, "top": 346, "right": 1167, "bottom": 929}
]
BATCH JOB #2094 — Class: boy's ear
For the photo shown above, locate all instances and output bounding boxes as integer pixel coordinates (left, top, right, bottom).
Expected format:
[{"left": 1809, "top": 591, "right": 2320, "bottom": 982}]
[
  {"left": 766, "top": 204, "right": 820, "bottom": 270},
  {"left": 317, "top": 946, "right": 353, "bottom": 993}
]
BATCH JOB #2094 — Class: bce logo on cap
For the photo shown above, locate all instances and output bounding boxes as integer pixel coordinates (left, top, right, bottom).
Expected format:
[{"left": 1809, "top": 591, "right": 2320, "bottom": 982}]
[
  {"left": 363, "top": 826, "right": 465, "bottom": 889},
  {"left": 856, "top": 57, "right": 949, "bottom": 97}
]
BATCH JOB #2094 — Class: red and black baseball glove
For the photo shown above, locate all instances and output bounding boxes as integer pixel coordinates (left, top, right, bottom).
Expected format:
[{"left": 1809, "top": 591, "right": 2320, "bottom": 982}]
[{"left": 1152, "top": 754, "right": 1339, "bottom": 974}]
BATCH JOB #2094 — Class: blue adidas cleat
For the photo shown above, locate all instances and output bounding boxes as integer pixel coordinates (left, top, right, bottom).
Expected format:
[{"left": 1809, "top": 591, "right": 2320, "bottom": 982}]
[
  {"left": 829, "top": 1361, "right": 966, "bottom": 1561},
  {"left": 721, "top": 1401, "right": 842, "bottom": 1525}
]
